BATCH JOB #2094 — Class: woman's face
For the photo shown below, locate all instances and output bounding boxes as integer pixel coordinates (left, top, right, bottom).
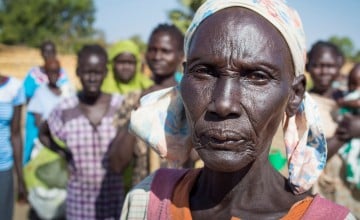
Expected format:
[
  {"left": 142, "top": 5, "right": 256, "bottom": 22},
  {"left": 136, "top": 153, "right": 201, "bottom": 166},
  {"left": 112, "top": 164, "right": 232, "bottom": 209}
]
[
  {"left": 181, "top": 8, "right": 295, "bottom": 172},
  {"left": 348, "top": 66, "right": 360, "bottom": 92},
  {"left": 307, "top": 47, "right": 340, "bottom": 92},
  {"left": 146, "top": 31, "right": 183, "bottom": 77},
  {"left": 113, "top": 52, "right": 137, "bottom": 83},
  {"left": 45, "top": 61, "right": 60, "bottom": 87},
  {"left": 77, "top": 53, "right": 107, "bottom": 96},
  {"left": 41, "top": 44, "right": 56, "bottom": 61}
]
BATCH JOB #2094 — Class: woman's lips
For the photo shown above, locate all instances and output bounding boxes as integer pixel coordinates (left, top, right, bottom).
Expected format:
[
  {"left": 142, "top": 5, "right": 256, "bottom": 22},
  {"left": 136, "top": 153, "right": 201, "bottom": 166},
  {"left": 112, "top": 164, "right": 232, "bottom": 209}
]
[{"left": 199, "top": 130, "right": 248, "bottom": 151}]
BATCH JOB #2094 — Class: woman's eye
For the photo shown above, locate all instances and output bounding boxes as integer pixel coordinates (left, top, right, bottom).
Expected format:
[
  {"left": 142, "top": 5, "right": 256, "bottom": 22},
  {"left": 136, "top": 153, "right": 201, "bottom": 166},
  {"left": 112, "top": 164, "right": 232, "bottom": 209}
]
[
  {"left": 244, "top": 71, "right": 271, "bottom": 83},
  {"left": 189, "top": 66, "right": 215, "bottom": 77}
]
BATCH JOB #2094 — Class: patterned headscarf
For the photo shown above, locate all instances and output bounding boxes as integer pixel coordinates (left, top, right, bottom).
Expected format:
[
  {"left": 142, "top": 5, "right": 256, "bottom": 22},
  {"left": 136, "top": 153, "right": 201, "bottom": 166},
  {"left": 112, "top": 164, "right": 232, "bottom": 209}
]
[{"left": 129, "top": 0, "right": 327, "bottom": 194}]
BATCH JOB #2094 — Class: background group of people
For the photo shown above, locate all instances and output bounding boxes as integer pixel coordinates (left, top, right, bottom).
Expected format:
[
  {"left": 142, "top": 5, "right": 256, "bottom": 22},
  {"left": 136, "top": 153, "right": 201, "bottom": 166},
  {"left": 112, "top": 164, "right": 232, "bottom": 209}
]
[
  {"left": 0, "top": 23, "right": 188, "bottom": 220},
  {"left": 0, "top": 2, "right": 360, "bottom": 219}
]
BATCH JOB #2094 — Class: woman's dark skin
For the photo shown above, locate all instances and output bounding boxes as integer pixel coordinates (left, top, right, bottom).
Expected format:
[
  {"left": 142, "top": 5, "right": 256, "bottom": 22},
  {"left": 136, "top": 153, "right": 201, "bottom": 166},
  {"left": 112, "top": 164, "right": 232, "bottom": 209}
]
[
  {"left": 145, "top": 31, "right": 184, "bottom": 93},
  {"left": 33, "top": 59, "right": 62, "bottom": 128},
  {"left": 0, "top": 75, "right": 27, "bottom": 203},
  {"left": 328, "top": 113, "right": 360, "bottom": 159},
  {"left": 41, "top": 41, "right": 57, "bottom": 62},
  {"left": 113, "top": 52, "right": 137, "bottom": 84},
  {"left": 326, "top": 65, "right": 360, "bottom": 159},
  {"left": 306, "top": 45, "right": 341, "bottom": 99},
  {"left": 76, "top": 53, "right": 111, "bottom": 126},
  {"left": 109, "top": 28, "right": 185, "bottom": 173},
  {"left": 40, "top": 51, "right": 111, "bottom": 165},
  {"left": 180, "top": 8, "right": 307, "bottom": 219}
]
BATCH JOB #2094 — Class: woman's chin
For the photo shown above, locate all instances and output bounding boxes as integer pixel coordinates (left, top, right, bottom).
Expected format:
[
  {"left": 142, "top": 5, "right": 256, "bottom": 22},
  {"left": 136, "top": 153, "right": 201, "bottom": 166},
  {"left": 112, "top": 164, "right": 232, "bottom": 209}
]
[{"left": 198, "top": 149, "right": 256, "bottom": 173}]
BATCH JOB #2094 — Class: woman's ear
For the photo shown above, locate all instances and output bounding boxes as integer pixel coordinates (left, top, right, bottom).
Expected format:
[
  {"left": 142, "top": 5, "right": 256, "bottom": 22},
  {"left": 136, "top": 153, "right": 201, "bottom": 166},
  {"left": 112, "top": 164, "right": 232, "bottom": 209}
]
[{"left": 286, "top": 75, "right": 306, "bottom": 117}]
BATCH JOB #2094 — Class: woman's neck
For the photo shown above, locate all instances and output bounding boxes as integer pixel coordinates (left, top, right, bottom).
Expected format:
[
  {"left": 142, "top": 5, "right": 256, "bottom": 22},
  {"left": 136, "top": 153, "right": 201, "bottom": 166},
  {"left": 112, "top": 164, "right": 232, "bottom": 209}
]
[
  {"left": 310, "top": 87, "right": 334, "bottom": 99},
  {"left": 153, "top": 74, "right": 176, "bottom": 87},
  {"left": 190, "top": 151, "right": 302, "bottom": 212},
  {"left": 78, "top": 91, "right": 103, "bottom": 105},
  {"left": 192, "top": 156, "right": 273, "bottom": 205}
]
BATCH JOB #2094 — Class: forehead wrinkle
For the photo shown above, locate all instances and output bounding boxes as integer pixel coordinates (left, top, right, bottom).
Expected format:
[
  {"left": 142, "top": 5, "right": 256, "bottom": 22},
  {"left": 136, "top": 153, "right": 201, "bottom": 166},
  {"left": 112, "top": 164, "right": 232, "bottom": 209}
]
[{"left": 188, "top": 7, "right": 294, "bottom": 78}]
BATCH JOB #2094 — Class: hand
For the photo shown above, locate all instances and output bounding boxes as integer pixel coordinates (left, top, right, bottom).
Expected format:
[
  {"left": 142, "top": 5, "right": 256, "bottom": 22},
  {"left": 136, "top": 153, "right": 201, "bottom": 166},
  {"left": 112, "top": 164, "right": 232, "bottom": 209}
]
[
  {"left": 17, "top": 180, "right": 28, "bottom": 204},
  {"left": 58, "top": 148, "right": 75, "bottom": 169}
]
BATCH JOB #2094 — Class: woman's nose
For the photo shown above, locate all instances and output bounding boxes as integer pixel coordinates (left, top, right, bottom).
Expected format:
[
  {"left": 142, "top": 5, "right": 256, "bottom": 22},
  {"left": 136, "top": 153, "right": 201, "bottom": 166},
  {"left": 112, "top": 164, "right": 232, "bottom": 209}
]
[
  {"left": 153, "top": 50, "right": 162, "bottom": 60},
  {"left": 207, "top": 78, "right": 242, "bottom": 118}
]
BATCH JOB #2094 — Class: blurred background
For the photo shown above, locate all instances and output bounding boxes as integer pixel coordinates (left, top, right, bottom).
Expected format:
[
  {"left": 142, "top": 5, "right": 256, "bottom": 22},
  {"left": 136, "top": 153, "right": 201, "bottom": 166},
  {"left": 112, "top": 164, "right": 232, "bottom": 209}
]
[
  {"left": 0, "top": 0, "right": 359, "bottom": 86},
  {"left": 0, "top": 1, "right": 359, "bottom": 218}
]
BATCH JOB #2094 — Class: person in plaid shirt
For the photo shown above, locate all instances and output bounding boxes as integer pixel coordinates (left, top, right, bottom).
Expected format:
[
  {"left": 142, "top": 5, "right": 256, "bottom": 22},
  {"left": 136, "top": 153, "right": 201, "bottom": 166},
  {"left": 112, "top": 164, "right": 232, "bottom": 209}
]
[{"left": 41, "top": 44, "right": 125, "bottom": 219}]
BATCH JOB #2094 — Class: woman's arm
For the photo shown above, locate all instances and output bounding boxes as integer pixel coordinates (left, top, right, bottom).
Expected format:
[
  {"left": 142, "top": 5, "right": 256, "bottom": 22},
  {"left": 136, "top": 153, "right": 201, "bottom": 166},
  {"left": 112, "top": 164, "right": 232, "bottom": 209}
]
[
  {"left": 11, "top": 105, "right": 27, "bottom": 202},
  {"left": 326, "top": 136, "right": 346, "bottom": 160},
  {"left": 33, "top": 112, "right": 43, "bottom": 129},
  {"left": 109, "top": 126, "right": 136, "bottom": 174},
  {"left": 38, "top": 121, "right": 73, "bottom": 164},
  {"left": 337, "top": 98, "right": 360, "bottom": 109}
]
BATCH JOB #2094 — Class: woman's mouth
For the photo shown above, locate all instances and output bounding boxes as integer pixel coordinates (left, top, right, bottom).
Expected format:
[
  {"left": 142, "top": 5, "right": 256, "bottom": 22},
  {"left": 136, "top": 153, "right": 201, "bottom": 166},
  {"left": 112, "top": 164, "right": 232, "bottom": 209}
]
[{"left": 198, "top": 130, "right": 249, "bottom": 151}]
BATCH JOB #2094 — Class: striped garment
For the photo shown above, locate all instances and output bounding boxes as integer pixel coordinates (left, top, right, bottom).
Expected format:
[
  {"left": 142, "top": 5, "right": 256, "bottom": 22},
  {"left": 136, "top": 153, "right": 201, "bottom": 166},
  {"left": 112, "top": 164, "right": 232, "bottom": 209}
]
[
  {"left": 0, "top": 77, "right": 25, "bottom": 171},
  {"left": 47, "top": 94, "right": 125, "bottom": 220},
  {"left": 23, "top": 65, "right": 72, "bottom": 164}
]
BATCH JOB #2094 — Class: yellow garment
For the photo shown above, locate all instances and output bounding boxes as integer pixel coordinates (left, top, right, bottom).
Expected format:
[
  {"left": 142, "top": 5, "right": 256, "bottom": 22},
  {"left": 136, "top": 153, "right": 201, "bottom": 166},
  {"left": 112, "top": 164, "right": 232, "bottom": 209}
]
[{"left": 101, "top": 40, "right": 153, "bottom": 94}]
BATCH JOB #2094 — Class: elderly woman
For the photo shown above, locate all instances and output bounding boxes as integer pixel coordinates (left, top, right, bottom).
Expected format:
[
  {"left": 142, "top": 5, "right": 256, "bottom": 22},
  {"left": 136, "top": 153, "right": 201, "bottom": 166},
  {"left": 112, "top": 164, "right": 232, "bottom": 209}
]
[{"left": 121, "top": 0, "right": 355, "bottom": 219}]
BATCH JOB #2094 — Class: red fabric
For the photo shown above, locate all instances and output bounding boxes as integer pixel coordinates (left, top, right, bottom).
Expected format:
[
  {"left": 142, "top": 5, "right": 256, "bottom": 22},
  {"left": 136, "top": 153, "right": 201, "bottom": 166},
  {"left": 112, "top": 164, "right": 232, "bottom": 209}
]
[
  {"left": 148, "top": 168, "right": 189, "bottom": 219},
  {"left": 301, "top": 194, "right": 350, "bottom": 220}
]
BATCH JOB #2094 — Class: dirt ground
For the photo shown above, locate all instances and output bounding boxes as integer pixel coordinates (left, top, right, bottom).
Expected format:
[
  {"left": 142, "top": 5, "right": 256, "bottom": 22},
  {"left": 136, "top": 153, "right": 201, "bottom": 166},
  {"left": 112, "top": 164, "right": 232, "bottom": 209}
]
[{"left": 14, "top": 202, "right": 29, "bottom": 220}]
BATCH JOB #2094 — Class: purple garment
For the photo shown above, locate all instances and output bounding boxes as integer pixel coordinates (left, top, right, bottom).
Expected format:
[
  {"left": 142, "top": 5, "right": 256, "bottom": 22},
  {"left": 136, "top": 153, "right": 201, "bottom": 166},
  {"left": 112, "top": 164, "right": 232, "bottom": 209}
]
[{"left": 47, "top": 94, "right": 124, "bottom": 220}]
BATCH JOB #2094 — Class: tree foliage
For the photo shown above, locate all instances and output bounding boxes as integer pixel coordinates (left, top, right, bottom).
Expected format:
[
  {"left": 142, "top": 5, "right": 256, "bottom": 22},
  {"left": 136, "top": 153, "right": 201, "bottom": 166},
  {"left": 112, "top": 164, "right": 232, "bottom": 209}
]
[
  {"left": 168, "top": 0, "right": 206, "bottom": 33},
  {"left": 328, "top": 36, "right": 360, "bottom": 63},
  {"left": 129, "top": 35, "right": 147, "bottom": 54},
  {"left": 0, "top": 0, "right": 101, "bottom": 52}
]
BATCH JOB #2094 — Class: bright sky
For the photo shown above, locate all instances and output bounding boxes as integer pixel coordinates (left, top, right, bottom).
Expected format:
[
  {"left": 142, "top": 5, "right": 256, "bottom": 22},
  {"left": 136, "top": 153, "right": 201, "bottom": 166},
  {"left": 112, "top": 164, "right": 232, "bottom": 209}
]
[{"left": 94, "top": 0, "right": 360, "bottom": 50}]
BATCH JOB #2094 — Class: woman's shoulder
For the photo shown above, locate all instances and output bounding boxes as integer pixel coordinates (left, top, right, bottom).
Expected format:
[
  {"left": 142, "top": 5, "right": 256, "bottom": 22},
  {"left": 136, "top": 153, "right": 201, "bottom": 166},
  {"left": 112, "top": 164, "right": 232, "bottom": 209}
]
[
  {"left": 55, "top": 95, "right": 79, "bottom": 110},
  {"left": 0, "top": 77, "right": 24, "bottom": 101},
  {"left": 109, "top": 93, "right": 124, "bottom": 105},
  {"left": 285, "top": 194, "right": 355, "bottom": 220},
  {"left": 120, "top": 173, "right": 155, "bottom": 220}
]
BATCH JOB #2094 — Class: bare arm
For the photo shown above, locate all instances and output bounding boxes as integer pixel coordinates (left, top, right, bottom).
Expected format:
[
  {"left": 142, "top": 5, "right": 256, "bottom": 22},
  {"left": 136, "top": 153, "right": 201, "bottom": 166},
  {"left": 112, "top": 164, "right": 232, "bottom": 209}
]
[
  {"left": 38, "top": 121, "right": 73, "bottom": 165},
  {"left": 326, "top": 136, "right": 346, "bottom": 160},
  {"left": 109, "top": 126, "right": 136, "bottom": 174},
  {"left": 11, "top": 105, "right": 27, "bottom": 202},
  {"left": 33, "top": 112, "right": 43, "bottom": 129},
  {"left": 337, "top": 98, "right": 360, "bottom": 109}
]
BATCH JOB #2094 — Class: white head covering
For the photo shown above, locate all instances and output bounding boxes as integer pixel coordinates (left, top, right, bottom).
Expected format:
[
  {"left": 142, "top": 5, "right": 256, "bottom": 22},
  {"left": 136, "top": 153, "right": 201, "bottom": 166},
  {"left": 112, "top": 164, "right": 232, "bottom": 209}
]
[{"left": 129, "top": 0, "right": 327, "bottom": 194}]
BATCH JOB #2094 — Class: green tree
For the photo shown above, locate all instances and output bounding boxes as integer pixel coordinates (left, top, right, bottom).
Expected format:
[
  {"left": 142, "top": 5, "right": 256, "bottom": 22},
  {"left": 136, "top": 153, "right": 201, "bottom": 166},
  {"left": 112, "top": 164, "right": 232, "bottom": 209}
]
[
  {"left": 168, "top": 0, "right": 206, "bottom": 33},
  {"left": 0, "top": 0, "right": 101, "bottom": 52},
  {"left": 129, "top": 35, "right": 147, "bottom": 54},
  {"left": 328, "top": 36, "right": 357, "bottom": 62}
]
